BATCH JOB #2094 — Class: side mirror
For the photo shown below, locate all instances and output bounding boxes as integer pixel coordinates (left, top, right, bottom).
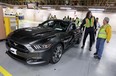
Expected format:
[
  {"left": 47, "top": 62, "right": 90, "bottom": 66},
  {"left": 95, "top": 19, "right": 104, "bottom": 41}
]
[{"left": 38, "top": 24, "right": 42, "bottom": 26}]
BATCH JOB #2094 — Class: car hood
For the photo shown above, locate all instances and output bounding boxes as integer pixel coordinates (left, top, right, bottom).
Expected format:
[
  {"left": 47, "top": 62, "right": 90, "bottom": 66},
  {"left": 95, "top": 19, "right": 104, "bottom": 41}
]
[{"left": 9, "top": 27, "right": 58, "bottom": 44}]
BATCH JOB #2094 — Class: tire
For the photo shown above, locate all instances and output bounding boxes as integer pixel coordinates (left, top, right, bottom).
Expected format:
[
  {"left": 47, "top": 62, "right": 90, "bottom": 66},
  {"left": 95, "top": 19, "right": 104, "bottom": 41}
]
[{"left": 50, "top": 44, "right": 63, "bottom": 64}]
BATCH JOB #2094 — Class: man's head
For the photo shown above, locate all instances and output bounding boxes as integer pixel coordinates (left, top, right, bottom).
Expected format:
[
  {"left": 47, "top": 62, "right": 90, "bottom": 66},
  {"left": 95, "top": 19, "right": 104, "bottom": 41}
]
[
  {"left": 96, "top": 17, "right": 99, "bottom": 22},
  {"left": 103, "top": 17, "right": 109, "bottom": 25},
  {"left": 96, "top": 17, "right": 98, "bottom": 19}
]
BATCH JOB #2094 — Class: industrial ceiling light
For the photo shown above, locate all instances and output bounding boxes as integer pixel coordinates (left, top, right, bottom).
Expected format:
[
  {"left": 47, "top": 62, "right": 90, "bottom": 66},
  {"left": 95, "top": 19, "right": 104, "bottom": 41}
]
[
  {"left": 60, "top": 7, "right": 71, "bottom": 10},
  {"left": 89, "top": 8, "right": 105, "bottom": 11}
]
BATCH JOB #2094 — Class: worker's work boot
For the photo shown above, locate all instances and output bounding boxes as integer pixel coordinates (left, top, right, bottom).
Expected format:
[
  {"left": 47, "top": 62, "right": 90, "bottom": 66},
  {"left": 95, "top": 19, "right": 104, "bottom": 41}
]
[
  {"left": 81, "top": 46, "right": 84, "bottom": 49},
  {"left": 94, "top": 52, "right": 97, "bottom": 55},
  {"left": 94, "top": 55, "right": 101, "bottom": 60}
]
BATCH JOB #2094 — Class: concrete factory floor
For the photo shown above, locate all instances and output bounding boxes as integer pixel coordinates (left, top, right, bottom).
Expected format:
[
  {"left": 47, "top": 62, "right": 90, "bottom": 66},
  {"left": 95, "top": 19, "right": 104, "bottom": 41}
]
[{"left": 0, "top": 31, "right": 116, "bottom": 76}]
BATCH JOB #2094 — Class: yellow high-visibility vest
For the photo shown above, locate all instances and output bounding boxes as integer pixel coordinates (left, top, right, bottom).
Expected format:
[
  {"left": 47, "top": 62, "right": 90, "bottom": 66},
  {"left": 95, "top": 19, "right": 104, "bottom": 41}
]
[
  {"left": 98, "top": 24, "right": 110, "bottom": 39},
  {"left": 84, "top": 17, "right": 94, "bottom": 28}
]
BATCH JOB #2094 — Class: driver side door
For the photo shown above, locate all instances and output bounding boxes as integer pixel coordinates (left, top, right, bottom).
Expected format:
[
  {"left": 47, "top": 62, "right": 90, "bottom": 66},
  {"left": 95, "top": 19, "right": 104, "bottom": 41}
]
[
  {"left": 66, "top": 23, "right": 77, "bottom": 44},
  {"left": 61, "top": 22, "right": 76, "bottom": 47}
]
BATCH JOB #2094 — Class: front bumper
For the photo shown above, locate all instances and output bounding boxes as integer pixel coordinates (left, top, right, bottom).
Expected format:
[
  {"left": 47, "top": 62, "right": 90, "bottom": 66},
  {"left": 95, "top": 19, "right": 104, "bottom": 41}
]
[{"left": 6, "top": 41, "right": 51, "bottom": 64}]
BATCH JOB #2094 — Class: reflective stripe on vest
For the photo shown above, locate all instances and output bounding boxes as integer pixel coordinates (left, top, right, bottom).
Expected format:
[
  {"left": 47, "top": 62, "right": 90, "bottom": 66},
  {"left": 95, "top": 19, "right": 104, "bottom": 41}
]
[
  {"left": 84, "top": 17, "right": 94, "bottom": 28},
  {"left": 98, "top": 24, "right": 110, "bottom": 39}
]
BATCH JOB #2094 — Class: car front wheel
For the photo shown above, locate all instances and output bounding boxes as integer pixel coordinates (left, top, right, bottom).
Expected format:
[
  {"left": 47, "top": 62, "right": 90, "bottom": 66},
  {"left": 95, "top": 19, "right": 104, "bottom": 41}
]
[{"left": 50, "top": 44, "right": 63, "bottom": 64}]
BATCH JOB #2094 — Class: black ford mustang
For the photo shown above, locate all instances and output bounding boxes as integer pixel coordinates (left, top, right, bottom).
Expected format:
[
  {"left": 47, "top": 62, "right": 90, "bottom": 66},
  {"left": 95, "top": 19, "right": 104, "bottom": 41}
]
[{"left": 6, "top": 20, "right": 82, "bottom": 64}]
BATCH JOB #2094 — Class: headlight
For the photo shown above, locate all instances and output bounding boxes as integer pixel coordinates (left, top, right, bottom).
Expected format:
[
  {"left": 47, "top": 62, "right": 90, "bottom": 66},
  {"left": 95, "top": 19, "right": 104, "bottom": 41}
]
[
  {"left": 33, "top": 44, "right": 51, "bottom": 50},
  {"left": 25, "top": 44, "right": 35, "bottom": 52}
]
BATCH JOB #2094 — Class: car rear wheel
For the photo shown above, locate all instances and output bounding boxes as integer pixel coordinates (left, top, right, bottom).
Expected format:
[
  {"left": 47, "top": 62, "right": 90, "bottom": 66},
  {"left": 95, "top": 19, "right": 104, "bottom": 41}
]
[{"left": 50, "top": 44, "right": 63, "bottom": 64}]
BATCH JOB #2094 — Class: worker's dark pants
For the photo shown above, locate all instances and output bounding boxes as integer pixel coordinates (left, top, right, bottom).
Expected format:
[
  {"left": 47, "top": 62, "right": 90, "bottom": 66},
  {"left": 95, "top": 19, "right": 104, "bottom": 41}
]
[
  {"left": 82, "top": 26, "right": 85, "bottom": 31},
  {"left": 82, "top": 27, "right": 95, "bottom": 48},
  {"left": 94, "top": 29, "right": 97, "bottom": 38}
]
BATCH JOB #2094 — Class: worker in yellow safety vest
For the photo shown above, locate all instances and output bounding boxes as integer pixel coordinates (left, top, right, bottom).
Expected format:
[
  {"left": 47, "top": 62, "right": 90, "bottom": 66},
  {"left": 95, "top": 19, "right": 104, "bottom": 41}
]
[
  {"left": 94, "top": 17, "right": 112, "bottom": 60},
  {"left": 80, "top": 11, "right": 96, "bottom": 51},
  {"left": 75, "top": 17, "right": 79, "bottom": 27}
]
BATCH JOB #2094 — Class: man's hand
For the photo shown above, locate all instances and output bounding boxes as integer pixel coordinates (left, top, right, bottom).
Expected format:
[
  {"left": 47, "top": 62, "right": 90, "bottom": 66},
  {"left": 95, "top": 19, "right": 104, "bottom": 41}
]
[
  {"left": 107, "top": 41, "right": 109, "bottom": 43},
  {"left": 95, "top": 29, "right": 97, "bottom": 32}
]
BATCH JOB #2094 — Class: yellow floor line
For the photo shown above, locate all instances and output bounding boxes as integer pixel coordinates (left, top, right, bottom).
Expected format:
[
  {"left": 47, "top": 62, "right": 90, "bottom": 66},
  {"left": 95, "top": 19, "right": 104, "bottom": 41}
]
[{"left": 0, "top": 66, "right": 12, "bottom": 76}]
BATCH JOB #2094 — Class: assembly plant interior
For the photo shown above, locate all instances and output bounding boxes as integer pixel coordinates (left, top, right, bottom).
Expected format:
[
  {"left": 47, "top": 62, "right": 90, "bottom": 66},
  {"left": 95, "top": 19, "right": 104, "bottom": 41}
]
[{"left": 0, "top": 0, "right": 116, "bottom": 76}]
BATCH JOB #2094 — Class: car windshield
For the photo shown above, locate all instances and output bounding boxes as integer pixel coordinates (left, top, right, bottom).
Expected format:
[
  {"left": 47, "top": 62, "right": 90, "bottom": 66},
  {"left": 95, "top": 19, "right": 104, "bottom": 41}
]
[{"left": 39, "top": 20, "right": 70, "bottom": 32}]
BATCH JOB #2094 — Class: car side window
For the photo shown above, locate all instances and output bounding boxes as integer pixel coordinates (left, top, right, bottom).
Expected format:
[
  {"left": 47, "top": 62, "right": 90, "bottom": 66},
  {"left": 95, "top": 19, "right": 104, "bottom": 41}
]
[
  {"left": 60, "top": 21, "right": 69, "bottom": 31},
  {"left": 42, "top": 21, "right": 54, "bottom": 27},
  {"left": 54, "top": 22, "right": 61, "bottom": 28},
  {"left": 48, "top": 21, "right": 54, "bottom": 27},
  {"left": 69, "top": 23, "right": 76, "bottom": 31}
]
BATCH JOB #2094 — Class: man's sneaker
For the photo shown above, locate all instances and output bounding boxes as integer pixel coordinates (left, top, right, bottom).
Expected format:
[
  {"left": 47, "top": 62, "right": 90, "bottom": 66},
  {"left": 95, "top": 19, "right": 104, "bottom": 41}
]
[{"left": 94, "top": 55, "right": 101, "bottom": 60}]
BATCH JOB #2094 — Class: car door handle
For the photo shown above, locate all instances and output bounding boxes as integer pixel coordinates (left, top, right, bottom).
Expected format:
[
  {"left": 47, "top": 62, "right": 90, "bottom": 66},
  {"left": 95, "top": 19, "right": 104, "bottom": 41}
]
[{"left": 73, "top": 32, "right": 76, "bottom": 34}]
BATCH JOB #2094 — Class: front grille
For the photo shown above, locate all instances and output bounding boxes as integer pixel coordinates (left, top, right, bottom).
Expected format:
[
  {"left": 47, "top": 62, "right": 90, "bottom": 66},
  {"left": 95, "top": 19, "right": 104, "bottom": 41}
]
[
  {"left": 6, "top": 39, "right": 29, "bottom": 53},
  {"left": 6, "top": 51, "right": 26, "bottom": 61}
]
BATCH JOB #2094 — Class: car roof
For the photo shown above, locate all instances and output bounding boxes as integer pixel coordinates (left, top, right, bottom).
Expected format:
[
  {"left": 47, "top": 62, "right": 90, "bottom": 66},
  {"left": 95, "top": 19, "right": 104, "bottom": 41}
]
[{"left": 48, "top": 19, "right": 71, "bottom": 23}]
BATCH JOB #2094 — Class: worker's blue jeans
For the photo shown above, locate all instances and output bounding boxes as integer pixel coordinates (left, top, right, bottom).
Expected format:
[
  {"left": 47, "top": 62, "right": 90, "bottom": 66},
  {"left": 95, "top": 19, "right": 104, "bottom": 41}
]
[{"left": 96, "top": 38, "right": 106, "bottom": 58}]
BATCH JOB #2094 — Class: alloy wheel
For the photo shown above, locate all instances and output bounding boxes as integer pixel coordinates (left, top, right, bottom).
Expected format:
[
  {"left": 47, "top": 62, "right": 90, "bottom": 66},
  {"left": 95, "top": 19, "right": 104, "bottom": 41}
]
[{"left": 52, "top": 45, "right": 63, "bottom": 63}]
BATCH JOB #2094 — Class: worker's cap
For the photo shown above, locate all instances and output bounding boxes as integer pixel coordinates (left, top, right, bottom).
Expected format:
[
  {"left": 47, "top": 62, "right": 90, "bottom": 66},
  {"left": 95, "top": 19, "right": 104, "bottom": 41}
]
[{"left": 104, "top": 17, "right": 109, "bottom": 23}]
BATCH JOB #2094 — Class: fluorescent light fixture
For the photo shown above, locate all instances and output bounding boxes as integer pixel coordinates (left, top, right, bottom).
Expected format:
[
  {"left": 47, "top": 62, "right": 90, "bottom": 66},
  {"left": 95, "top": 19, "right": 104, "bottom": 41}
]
[
  {"left": 92, "top": 10, "right": 104, "bottom": 13},
  {"left": 60, "top": 7, "right": 71, "bottom": 10},
  {"left": 42, "top": 7, "right": 51, "bottom": 9},
  {"left": 89, "top": 8, "right": 105, "bottom": 11}
]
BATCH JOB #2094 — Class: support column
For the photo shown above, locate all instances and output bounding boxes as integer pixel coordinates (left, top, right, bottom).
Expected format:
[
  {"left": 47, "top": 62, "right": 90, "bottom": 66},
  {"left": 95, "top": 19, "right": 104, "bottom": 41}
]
[{"left": 0, "top": 6, "right": 6, "bottom": 40}]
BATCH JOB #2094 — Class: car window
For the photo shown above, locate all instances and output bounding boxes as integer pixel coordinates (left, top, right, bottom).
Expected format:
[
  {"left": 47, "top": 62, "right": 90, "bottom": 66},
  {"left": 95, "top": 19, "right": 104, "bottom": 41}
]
[
  {"left": 42, "top": 21, "right": 54, "bottom": 27},
  {"left": 69, "top": 23, "right": 77, "bottom": 31},
  {"left": 60, "top": 21, "right": 70, "bottom": 31},
  {"left": 40, "top": 20, "right": 69, "bottom": 32},
  {"left": 53, "top": 22, "right": 63, "bottom": 31}
]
